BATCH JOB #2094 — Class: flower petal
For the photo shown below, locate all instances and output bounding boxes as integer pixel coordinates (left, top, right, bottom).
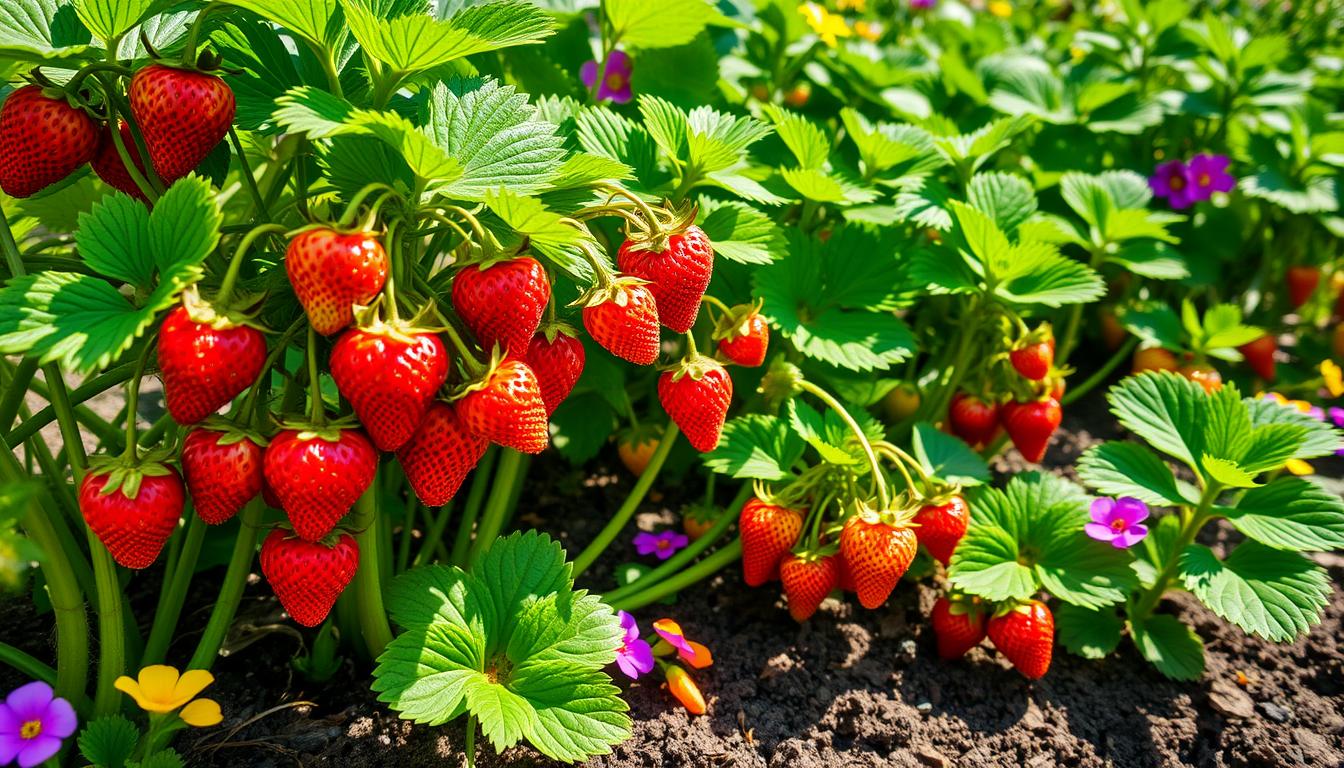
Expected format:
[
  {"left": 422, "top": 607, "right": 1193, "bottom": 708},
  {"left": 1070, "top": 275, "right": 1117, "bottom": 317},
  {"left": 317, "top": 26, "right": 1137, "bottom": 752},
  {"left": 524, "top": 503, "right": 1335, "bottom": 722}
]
[
  {"left": 5, "top": 682, "right": 52, "bottom": 720},
  {"left": 580, "top": 60, "right": 598, "bottom": 89},
  {"left": 0, "top": 735, "right": 19, "bottom": 765},
  {"left": 16, "top": 734, "right": 62, "bottom": 768},
  {"left": 1114, "top": 524, "right": 1149, "bottom": 549},
  {"left": 113, "top": 676, "right": 156, "bottom": 712},
  {"left": 1114, "top": 497, "right": 1150, "bottom": 523},
  {"left": 1084, "top": 522, "right": 1117, "bottom": 542},
  {"left": 0, "top": 703, "right": 19, "bottom": 735},
  {"left": 136, "top": 666, "right": 182, "bottom": 707},
  {"left": 1088, "top": 497, "right": 1116, "bottom": 525},
  {"left": 681, "top": 641, "right": 713, "bottom": 669},
  {"left": 179, "top": 698, "right": 223, "bottom": 728},
  {"left": 171, "top": 670, "right": 215, "bottom": 708},
  {"left": 43, "top": 697, "right": 77, "bottom": 739}
]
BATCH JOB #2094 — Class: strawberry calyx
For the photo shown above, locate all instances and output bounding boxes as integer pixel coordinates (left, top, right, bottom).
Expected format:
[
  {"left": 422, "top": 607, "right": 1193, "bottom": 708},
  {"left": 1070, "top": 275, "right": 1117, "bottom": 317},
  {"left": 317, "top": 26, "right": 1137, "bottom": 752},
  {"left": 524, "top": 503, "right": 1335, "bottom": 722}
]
[
  {"left": 267, "top": 523, "right": 351, "bottom": 549},
  {"left": 536, "top": 319, "right": 580, "bottom": 345},
  {"left": 622, "top": 199, "right": 698, "bottom": 255},
  {"left": 573, "top": 275, "right": 652, "bottom": 309},
  {"left": 711, "top": 298, "right": 766, "bottom": 342},
  {"left": 790, "top": 542, "right": 840, "bottom": 561},
  {"left": 990, "top": 597, "right": 1040, "bottom": 620},
  {"left": 660, "top": 352, "right": 721, "bottom": 383},
  {"left": 448, "top": 347, "right": 511, "bottom": 401},
  {"left": 349, "top": 308, "right": 440, "bottom": 348},
  {"left": 920, "top": 483, "right": 965, "bottom": 509},
  {"left": 1010, "top": 321, "right": 1054, "bottom": 351},
  {"left": 179, "top": 285, "right": 267, "bottom": 332},
  {"left": 86, "top": 453, "right": 177, "bottom": 501},
  {"left": 195, "top": 416, "right": 270, "bottom": 448},
  {"left": 272, "top": 415, "right": 363, "bottom": 443},
  {"left": 942, "top": 591, "right": 986, "bottom": 619}
]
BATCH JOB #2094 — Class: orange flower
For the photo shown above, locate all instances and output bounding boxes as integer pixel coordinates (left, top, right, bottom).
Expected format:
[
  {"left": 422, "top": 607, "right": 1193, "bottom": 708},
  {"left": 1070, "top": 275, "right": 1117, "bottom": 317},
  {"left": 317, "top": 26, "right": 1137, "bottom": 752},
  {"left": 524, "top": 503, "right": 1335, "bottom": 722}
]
[{"left": 664, "top": 665, "right": 706, "bottom": 715}]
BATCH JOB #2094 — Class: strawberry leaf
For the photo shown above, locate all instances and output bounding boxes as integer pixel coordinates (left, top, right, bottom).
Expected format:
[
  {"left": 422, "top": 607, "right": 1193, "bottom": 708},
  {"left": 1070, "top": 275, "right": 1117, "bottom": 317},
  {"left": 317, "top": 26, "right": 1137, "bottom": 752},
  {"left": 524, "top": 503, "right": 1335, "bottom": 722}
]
[
  {"left": 1077, "top": 441, "right": 1200, "bottom": 506},
  {"left": 1181, "top": 542, "right": 1330, "bottom": 642},
  {"left": 911, "top": 422, "right": 989, "bottom": 487},
  {"left": 701, "top": 414, "right": 805, "bottom": 481},
  {"left": 345, "top": 0, "right": 554, "bottom": 77},
  {"left": 696, "top": 198, "right": 783, "bottom": 265},
  {"left": 1106, "top": 372, "right": 1208, "bottom": 472},
  {"left": 223, "top": 0, "right": 346, "bottom": 50},
  {"left": 966, "top": 171, "right": 1038, "bottom": 233},
  {"left": 603, "top": 0, "right": 734, "bottom": 50},
  {"left": 1055, "top": 604, "right": 1123, "bottom": 659},
  {"left": 72, "top": 0, "right": 159, "bottom": 45},
  {"left": 77, "top": 715, "right": 140, "bottom": 768},
  {"left": 1246, "top": 397, "right": 1344, "bottom": 460},
  {"left": 0, "top": 0, "right": 93, "bottom": 65},
  {"left": 550, "top": 393, "right": 616, "bottom": 465},
  {"left": 1221, "top": 477, "right": 1344, "bottom": 552},
  {"left": 1128, "top": 614, "right": 1204, "bottom": 681}
]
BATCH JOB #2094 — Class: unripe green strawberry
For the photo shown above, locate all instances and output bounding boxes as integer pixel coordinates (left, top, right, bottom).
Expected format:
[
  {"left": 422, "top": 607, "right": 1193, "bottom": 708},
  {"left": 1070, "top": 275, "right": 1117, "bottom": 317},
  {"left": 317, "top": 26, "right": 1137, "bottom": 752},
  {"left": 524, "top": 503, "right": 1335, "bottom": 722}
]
[
  {"left": 739, "top": 498, "right": 803, "bottom": 586},
  {"left": 658, "top": 355, "right": 732, "bottom": 452},
  {"left": 0, "top": 85, "right": 99, "bottom": 198},
  {"left": 987, "top": 600, "right": 1055, "bottom": 679},
  {"left": 457, "top": 358, "right": 549, "bottom": 453},
  {"left": 128, "top": 64, "right": 234, "bottom": 183},
  {"left": 780, "top": 553, "right": 840, "bottom": 621},
  {"left": 913, "top": 494, "right": 969, "bottom": 566},
  {"left": 181, "top": 424, "right": 264, "bottom": 525},
  {"left": 79, "top": 462, "right": 184, "bottom": 569},
  {"left": 260, "top": 529, "right": 359, "bottom": 627},
  {"left": 397, "top": 401, "right": 488, "bottom": 507},
  {"left": 617, "top": 224, "right": 714, "bottom": 333},
  {"left": 840, "top": 512, "right": 917, "bottom": 609},
  {"left": 931, "top": 596, "right": 987, "bottom": 660},
  {"left": 264, "top": 426, "right": 378, "bottom": 541},
  {"left": 330, "top": 322, "right": 449, "bottom": 451},
  {"left": 452, "top": 257, "right": 550, "bottom": 354},
  {"left": 285, "top": 228, "right": 388, "bottom": 336}
]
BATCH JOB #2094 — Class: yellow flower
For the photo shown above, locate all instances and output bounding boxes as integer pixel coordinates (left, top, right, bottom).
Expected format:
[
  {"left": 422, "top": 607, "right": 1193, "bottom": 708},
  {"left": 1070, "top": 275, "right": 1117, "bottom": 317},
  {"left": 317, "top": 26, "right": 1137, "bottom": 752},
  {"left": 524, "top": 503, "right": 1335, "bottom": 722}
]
[
  {"left": 115, "top": 665, "right": 223, "bottom": 727},
  {"left": 1069, "top": 45, "right": 1085, "bottom": 62},
  {"left": 1285, "top": 459, "right": 1315, "bottom": 476},
  {"left": 988, "top": 0, "right": 1012, "bottom": 17},
  {"left": 836, "top": 0, "right": 866, "bottom": 10},
  {"left": 854, "top": 20, "right": 882, "bottom": 41},
  {"left": 1322, "top": 360, "right": 1344, "bottom": 397},
  {"left": 798, "top": 2, "right": 851, "bottom": 47}
]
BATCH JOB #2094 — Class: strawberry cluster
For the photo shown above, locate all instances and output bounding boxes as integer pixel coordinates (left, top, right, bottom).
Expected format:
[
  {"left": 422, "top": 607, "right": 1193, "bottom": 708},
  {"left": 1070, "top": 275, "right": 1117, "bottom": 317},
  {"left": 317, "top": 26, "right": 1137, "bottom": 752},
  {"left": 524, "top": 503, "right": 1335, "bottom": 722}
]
[
  {"left": 930, "top": 595, "right": 1054, "bottom": 679},
  {"left": 948, "top": 323, "right": 1063, "bottom": 463}
]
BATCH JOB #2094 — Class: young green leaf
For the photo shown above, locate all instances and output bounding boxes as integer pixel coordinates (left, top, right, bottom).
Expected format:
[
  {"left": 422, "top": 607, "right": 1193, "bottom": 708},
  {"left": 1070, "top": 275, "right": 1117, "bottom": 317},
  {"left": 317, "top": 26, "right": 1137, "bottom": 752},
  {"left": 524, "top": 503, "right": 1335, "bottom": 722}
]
[
  {"left": 603, "top": 0, "right": 733, "bottom": 50},
  {"left": 1128, "top": 614, "right": 1205, "bottom": 681},
  {"left": 78, "top": 714, "right": 140, "bottom": 768},
  {"left": 344, "top": 0, "right": 554, "bottom": 77},
  {"left": 1106, "top": 372, "right": 1207, "bottom": 471},
  {"left": 224, "top": 0, "right": 346, "bottom": 50},
  {"left": 702, "top": 414, "right": 806, "bottom": 481},
  {"left": 73, "top": 0, "right": 159, "bottom": 45},
  {"left": 1055, "top": 604, "right": 1123, "bottom": 659},
  {"left": 1077, "top": 441, "right": 1200, "bottom": 506},
  {"left": 912, "top": 422, "right": 989, "bottom": 486},
  {"left": 1181, "top": 542, "right": 1330, "bottom": 642},
  {"left": 1221, "top": 477, "right": 1344, "bottom": 552}
]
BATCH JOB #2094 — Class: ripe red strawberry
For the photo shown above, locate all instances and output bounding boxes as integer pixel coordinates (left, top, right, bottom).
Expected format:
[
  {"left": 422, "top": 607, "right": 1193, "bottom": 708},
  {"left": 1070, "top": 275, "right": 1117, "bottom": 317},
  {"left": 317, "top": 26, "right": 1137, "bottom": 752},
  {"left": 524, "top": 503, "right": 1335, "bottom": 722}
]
[
  {"left": 0, "top": 85, "right": 98, "bottom": 198},
  {"left": 396, "top": 401, "right": 488, "bottom": 507},
  {"left": 987, "top": 600, "right": 1055, "bottom": 679},
  {"left": 90, "top": 121, "right": 149, "bottom": 200},
  {"left": 260, "top": 529, "right": 359, "bottom": 627},
  {"left": 264, "top": 427, "right": 378, "bottom": 541},
  {"left": 181, "top": 425, "right": 264, "bottom": 525},
  {"left": 948, "top": 392, "right": 999, "bottom": 448},
  {"left": 79, "top": 463, "right": 184, "bottom": 569},
  {"left": 457, "top": 358, "right": 548, "bottom": 453},
  {"left": 739, "top": 498, "right": 803, "bottom": 586},
  {"left": 780, "top": 553, "right": 840, "bottom": 621},
  {"left": 524, "top": 327, "right": 585, "bottom": 415},
  {"left": 158, "top": 303, "right": 266, "bottom": 425},
  {"left": 716, "top": 305, "right": 769, "bottom": 367},
  {"left": 1001, "top": 398, "right": 1062, "bottom": 464},
  {"left": 931, "top": 596, "right": 987, "bottom": 660},
  {"left": 836, "top": 554, "right": 857, "bottom": 592},
  {"left": 330, "top": 322, "right": 448, "bottom": 451},
  {"left": 1009, "top": 340, "right": 1053, "bottom": 381},
  {"left": 1286, "top": 265, "right": 1320, "bottom": 309},
  {"left": 840, "top": 513, "right": 917, "bottom": 609},
  {"left": 582, "top": 279, "right": 661, "bottom": 365},
  {"left": 1238, "top": 334, "right": 1277, "bottom": 382},
  {"left": 285, "top": 228, "right": 388, "bottom": 335},
  {"left": 128, "top": 64, "right": 234, "bottom": 183},
  {"left": 617, "top": 225, "right": 714, "bottom": 333},
  {"left": 658, "top": 355, "right": 732, "bottom": 452},
  {"left": 451, "top": 257, "right": 550, "bottom": 354},
  {"left": 913, "top": 494, "right": 969, "bottom": 566}
]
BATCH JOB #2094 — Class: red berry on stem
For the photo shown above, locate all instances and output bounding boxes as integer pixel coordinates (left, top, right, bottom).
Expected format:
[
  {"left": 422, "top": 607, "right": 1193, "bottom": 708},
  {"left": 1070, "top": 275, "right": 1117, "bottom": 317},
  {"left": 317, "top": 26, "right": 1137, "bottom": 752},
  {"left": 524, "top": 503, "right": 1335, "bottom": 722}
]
[
  {"left": 182, "top": 425, "right": 264, "bottom": 525},
  {"left": 79, "top": 465, "right": 185, "bottom": 569},
  {"left": 260, "top": 529, "right": 359, "bottom": 627},
  {"left": 716, "top": 306, "right": 769, "bottom": 368},
  {"left": 780, "top": 554, "right": 841, "bottom": 622},
  {"left": 658, "top": 355, "right": 732, "bottom": 452},
  {"left": 524, "top": 328, "right": 585, "bottom": 415},
  {"left": 913, "top": 495, "right": 969, "bottom": 566},
  {"left": 582, "top": 279, "right": 661, "bottom": 365},
  {"left": 931, "top": 596, "right": 987, "bottom": 660},
  {"left": 285, "top": 228, "right": 388, "bottom": 336},
  {"left": 948, "top": 392, "right": 1000, "bottom": 449},
  {"left": 264, "top": 427, "right": 378, "bottom": 542},
  {"left": 457, "top": 358, "right": 549, "bottom": 454},
  {"left": 840, "top": 514, "right": 918, "bottom": 609},
  {"left": 451, "top": 257, "right": 551, "bottom": 354},
  {"left": 618, "top": 225, "right": 714, "bottom": 333},
  {"left": 397, "top": 401, "right": 489, "bottom": 507},
  {"left": 739, "top": 498, "right": 803, "bottom": 587},
  {"left": 987, "top": 600, "right": 1055, "bottom": 679},
  {"left": 158, "top": 303, "right": 266, "bottom": 425},
  {"left": 330, "top": 324, "right": 449, "bottom": 451},
  {"left": 90, "top": 122, "right": 149, "bottom": 201},
  {"left": 0, "top": 85, "right": 99, "bottom": 198},
  {"left": 128, "top": 64, "right": 235, "bottom": 184},
  {"left": 1001, "top": 397, "right": 1062, "bottom": 464}
]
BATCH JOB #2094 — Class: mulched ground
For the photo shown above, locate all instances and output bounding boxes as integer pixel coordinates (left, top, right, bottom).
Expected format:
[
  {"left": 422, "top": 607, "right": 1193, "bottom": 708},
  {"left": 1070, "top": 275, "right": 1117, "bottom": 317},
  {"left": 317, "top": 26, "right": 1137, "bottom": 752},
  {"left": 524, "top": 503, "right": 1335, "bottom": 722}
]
[{"left": 5, "top": 385, "right": 1343, "bottom": 767}]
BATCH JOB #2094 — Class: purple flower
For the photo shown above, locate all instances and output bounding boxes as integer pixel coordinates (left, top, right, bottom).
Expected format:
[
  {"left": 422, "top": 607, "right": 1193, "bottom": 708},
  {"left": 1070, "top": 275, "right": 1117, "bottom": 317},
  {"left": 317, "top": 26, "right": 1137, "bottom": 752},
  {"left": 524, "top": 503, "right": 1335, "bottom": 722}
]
[
  {"left": 910, "top": 0, "right": 937, "bottom": 8},
  {"left": 1187, "top": 153, "right": 1236, "bottom": 200},
  {"left": 0, "top": 682, "right": 77, "bottom": 768},
  {"left": 614, "top": 611, "right": 655, "bottom": 679},
  {"left": 1328, "top": 407, "right": 1344, "bottom": 429},
  {"left": 1149, "top": 160, "right": 1196, "bottom": 209},
  {"left": 1084, "top": 497, "right": 1150, "bottom": 549},
  {"left": 634, "top": 530, "right": 688, "bottom": 561},
  {"left": 581, "top": 50, "right": 633, "bottom": 104}
]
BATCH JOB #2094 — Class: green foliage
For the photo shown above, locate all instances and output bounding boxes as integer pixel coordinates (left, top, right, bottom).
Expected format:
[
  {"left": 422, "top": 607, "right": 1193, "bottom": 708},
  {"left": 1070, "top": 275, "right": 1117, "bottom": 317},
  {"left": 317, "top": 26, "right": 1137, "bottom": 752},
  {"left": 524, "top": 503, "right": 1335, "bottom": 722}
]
[
  {"left": 702, "top": 414, "right": 806, "bottom": 481},
  {"left": 373, "top": 532, "right": 628, "bottom": 763},
  {"left": 77, "top": 715, "right": 140, "bottom": 768}
]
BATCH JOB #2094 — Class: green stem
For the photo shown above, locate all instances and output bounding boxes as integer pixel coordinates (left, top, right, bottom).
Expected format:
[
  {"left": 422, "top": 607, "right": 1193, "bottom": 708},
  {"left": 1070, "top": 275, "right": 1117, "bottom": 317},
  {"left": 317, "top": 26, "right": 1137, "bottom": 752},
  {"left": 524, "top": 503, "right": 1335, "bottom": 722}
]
[
  {"left": 467, "top": 449, "right": 525, "bottom": 566},
  {"left": 464, "top": 714, "right": 477, "bottom": 768},
  {"left": 609, "top": 539, "right": 743, "bottom": 612},
  {"left": 351, "top": 481, "right": 394, "bottom": 658},
  {"left": 1130, "top": 482, "right": 1222, "bottom": 622},
  {"left": 413, "top": 499, "right": 455, "bottom": 569},
  {"left": 121, "top": 338, "right": 155, "bottom": 458},
  {"left": 4, "top": 364, "right": 137, "bottom": 449},
  {"left": 0, "top": 356, "right": 39, "bottom": 432},
  {"left": 141, "top": 514, "right": 206, "bottom": 666},
  {"left": 797, "top": 381, "right": 890, "bottom": 508},
  {"left": 1062, "top": 336, "right": 1139, "bottom": 407},
  {"left": 600, "top": 484, "right": 751, "bottom": 601},
  {"left": 397, "top": 496, "right": 417, "bottom": 575},
  {"left": 217, "top": 223, "right": 287, "bottom": 306},
  {"left": 0, "top": 640, "right": 56, "bottom": 686},
  {"left": 306, "top": 326, "right": 324, "bottom": 425},
  {"left": 572, "top": 423, "right": 680, "bottom": 577},
  {"left": 451, "top": 447, "right": 497, "bottom": 567},
  {"left": 228, "top": 127, "right": 271, "bottom": 221},
  {"left": 1056, "top": 248, "right": 1105, "bottom": 365}
]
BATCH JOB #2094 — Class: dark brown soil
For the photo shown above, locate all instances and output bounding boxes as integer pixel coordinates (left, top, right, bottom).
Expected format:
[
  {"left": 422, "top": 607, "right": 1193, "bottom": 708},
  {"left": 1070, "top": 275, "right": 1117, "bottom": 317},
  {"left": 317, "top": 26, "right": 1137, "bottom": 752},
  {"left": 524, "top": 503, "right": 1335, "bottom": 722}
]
[{"left": 5, "top": 389, "right": 1343, "bottom": 767}]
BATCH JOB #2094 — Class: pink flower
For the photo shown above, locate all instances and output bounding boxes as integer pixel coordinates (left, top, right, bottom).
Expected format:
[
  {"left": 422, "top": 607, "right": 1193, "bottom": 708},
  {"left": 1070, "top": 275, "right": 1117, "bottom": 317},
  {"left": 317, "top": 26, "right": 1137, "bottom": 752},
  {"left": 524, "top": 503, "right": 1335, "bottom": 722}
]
[
  {"left": 1187, "top": 153, "right": 1236, "bottom": 200},
  {"left": 1149, "top": 160, "right": 1196, "bottom": 209},
  {"left": 0, "top": 681, "right": 77, "bottom": 768},
  {"left": 651, "top": 618, "right": 714, "bottom": 669},
  {"left": 634, "top": 530, "right": 688, "bottom": 561},
  {"left": 613, "top": 611, "right": 655, "bottom": 679},
  {"left": 1085, "top": 497, "right": 1150, "bottom": 549},
  {"left": 581, "top": 50, "right": 633, "bottom": 104}
]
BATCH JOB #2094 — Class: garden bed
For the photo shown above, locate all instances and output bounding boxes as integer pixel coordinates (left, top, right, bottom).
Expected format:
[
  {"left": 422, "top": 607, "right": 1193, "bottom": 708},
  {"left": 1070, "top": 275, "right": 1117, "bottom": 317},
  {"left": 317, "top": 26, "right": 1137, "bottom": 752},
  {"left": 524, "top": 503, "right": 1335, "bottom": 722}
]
[{"left": 8, "top": 393, "right": 1340, "bottom": 767}]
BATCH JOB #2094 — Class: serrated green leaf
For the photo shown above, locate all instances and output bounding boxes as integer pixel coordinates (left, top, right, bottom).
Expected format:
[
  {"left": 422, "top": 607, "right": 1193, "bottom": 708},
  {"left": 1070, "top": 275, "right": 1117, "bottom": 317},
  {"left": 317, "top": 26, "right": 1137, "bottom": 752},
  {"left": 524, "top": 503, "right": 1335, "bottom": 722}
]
[
  {"left": 345, "top": 0, "right": 553, "bottom": 76},
  {"left": 549, "top": 392, "right": 615, "bottom": 464},
  {"left": 1108, "top": 241, "right": 1188, "bottom": 280},
  {"left": 484, "top": 188, "right": 592, "bottom": 282},
  {"left": 1246, "top": 397, "right": 1344, "bottom": 461},
  {"left": 1222, "top": 477, "right": 1344, "bottom": 552},
  {"left": 213, "top": 17, "right": 306, "bottom": 133},
  {"left": 1181, "top": 542, "right": 1330, "bottom": 642},
  {"left": 786, "top": 398, "right": 858, "bottom": 467},
  {"left": 508, "top": 663, "right": 630, "bottom": 763},
  {"left": 75, "top": 194, "right": 153, "bottom": 287},
  {"left": 1077, "top": 441, "right": 1200, "bottom": 506},
  {"left": 224, "top": 0, "right": 345, "bottom": 49},
  {"left": 967, "top": 171, "right": 1037, "bottom": 233},
  {"left": 115, "top": 8, "right": 195, "bottom": 61},
  {"left": 912, "top": 422, "right": 988, "bottom": 486},
  {"left": 1055, "top": 604, "right": 1123, "bottom": 659},
  {"left": 891, "top": 175, "right": 953, "bottom": 231},
  {"left": 696, "top": 198, "right": 782, "bottom": 265},
  {"left": 73, "top": 0, "right": 159, "bottom": 43},
  {"left": 762, "top": 104, "right": 828, "bottom": 169},
  {"left": 127, "top": 749, "right": 184, "bottom": 768},
  {"left": 0, "top": 0, "right": 93, "bottom": 65},
  {"left": 373, "top": 622, "right": 487, "bottom": 724},
  {"left": 947, "top": 522, "right": 1037, "bottom": 603},
  {"left": 507, "top": 592, "right": 622, "bottom": 667},
  {"left": 475, "top": 530, "right": 571, "bottom": 645},
  {"left": 1107, "top": 372, "right": 1207, "bottom": 470},
  {"left": 1129, "top": 614, "right": 1204, "bottom": 681},
  {"left": 603, "top": 0, "right": 731, "bottom": 49},
  {"left": 1201, "top": 456, "right": 1260, "bottom": 488},
  {"left": 78, "top": 715, "right": 140, "bottom": 768},
  {"left": 993, "top": 244, "right": 1106, "bottom": 307},
  {"left": 702, "top": 414, "right": 806, "bottom": 481}
]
